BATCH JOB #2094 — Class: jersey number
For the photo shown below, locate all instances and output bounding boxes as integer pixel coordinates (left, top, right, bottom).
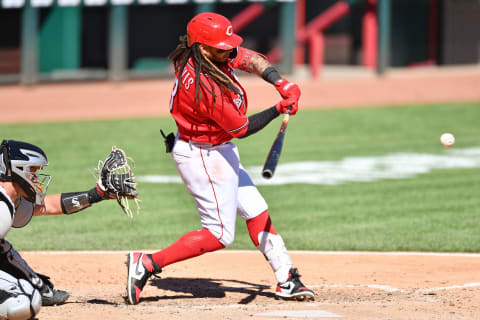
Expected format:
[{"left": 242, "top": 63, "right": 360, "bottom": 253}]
[{"left": 169, "top": 77, "right": 179, "bottom": 112}]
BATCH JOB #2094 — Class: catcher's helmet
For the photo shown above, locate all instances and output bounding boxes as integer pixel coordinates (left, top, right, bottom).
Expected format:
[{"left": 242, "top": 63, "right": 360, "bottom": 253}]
[
  {"left": 187, "top": 12, "right": 243, "bottom": 50},
  {"left": 0, "top": 140, "right": 51, "bottom": 205}
]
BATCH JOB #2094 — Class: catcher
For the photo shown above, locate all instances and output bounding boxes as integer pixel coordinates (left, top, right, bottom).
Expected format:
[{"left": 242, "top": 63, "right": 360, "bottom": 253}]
[{"left": 0, "top": 140, "right": 137, "bottom": 319}]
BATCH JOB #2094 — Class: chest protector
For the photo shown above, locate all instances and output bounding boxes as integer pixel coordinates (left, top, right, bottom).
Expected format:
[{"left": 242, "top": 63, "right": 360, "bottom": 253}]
[{"left": 13, "top": 197, "right": 34, "bottom": 228}]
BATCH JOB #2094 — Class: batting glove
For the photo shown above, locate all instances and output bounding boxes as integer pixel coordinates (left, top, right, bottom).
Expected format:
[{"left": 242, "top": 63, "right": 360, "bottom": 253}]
[
  {"left": 275, "top": 78, "right": 301, "bottom": 111},
  {"left": 275, "top": 98, "right": 298, "bottom": 115}
]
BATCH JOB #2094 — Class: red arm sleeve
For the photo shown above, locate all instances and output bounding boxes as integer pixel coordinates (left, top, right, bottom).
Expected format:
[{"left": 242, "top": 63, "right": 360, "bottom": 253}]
[{"left": 230, "top": 47, "right": 268, "bottom": 73}]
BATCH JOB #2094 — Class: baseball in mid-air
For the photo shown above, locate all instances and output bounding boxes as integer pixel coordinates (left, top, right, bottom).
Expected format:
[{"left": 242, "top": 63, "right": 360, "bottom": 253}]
[{"left": 440, "top": 133, "right": 455, "bottom": 147}]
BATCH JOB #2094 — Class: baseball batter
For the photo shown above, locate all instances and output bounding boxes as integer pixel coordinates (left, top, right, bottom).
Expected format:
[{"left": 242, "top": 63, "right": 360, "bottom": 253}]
[{"left": 127, "top": 12, "right": 314, "bottom": 304}]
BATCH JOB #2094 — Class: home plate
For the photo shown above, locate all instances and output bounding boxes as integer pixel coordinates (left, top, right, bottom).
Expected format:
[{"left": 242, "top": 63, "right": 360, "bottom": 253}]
[{"left": 256, "top": 310, "right": 342, "bottom": 318}]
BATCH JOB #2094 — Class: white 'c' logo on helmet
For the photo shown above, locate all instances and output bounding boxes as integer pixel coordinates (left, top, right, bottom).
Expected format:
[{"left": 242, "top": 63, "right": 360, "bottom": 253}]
[{"left": 226, "top": 26, "right": 233, "bottom": 36}]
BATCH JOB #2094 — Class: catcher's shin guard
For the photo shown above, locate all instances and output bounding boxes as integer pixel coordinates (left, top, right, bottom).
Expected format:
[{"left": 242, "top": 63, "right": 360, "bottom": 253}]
[
  {"left": 0, "top": 240, "right": 38, "bottom": 283},
  {"left": 126, "top": 252, "right": 162, "bottom": 305},
  {"left": 0, "top": 270, "right": 42, "bottom": 320},
  {"left": 0, "top": 240, "right": 69, "bottom": 306}
]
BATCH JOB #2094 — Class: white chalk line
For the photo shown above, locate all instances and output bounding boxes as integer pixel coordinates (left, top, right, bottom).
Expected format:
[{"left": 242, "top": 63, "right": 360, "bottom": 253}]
[
  {"left": 116, "top": 302, "right": 327, "bottom": 311},
  {"left": 417, "top": 282, "right": 480, "bottom": 293},
  {"left": 118, "top": 303, "right": 344, "bottom": 319},
  {"left": 22, "top": 249, "right": 480, "bottom": 258},
  {"left": 174, "top": 282, "right": 480, "bottom": 294},
  {"left": 309, "top": 284, "right": 407, "bottom": 293},
  {"left": 310, "top": 282, "right": 480, "bottom": 294}
]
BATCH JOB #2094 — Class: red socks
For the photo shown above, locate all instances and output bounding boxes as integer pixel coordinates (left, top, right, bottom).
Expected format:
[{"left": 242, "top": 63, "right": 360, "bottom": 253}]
[
  {"left": 150, "top": 228, "right": 224, "bottom": 268},
  {"left": 246, "top": 210, "right": 277, "bottom": 246},
  {"left": 150, "top": 211, "right": 276, "bottom": 268}
]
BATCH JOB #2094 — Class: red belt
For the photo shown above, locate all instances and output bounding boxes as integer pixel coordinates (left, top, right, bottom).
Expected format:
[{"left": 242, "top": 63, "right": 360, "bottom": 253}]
[{"left": 179, "top": 136, "right": 227, "bottom": 147}]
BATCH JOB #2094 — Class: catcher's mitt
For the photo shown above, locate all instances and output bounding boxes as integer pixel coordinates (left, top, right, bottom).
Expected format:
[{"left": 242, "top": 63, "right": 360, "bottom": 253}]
[{"left": 94, "top": 146, "right": 139, "bottom": 217}]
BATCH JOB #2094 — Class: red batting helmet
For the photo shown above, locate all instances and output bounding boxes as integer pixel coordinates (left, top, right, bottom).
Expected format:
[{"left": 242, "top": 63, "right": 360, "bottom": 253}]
[{"left": 187, "top": 12, "right": 243, "bottom": 50}]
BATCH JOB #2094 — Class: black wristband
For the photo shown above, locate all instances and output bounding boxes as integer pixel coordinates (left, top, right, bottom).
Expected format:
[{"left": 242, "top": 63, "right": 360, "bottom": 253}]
[
  {"left": 60, "top": 188, "right": 102, "bottom": 214},
  {"left": 262, "top": 66, "right": 282, "bottom": 85},
  {"left": 88, "top": 187, "right": 103, "bottom": 203}
]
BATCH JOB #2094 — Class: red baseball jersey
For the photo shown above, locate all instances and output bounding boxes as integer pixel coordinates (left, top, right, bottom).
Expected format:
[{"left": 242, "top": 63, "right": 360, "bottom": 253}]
[{"left": 170, "top": 47, "right": 257, "bottom": 145}]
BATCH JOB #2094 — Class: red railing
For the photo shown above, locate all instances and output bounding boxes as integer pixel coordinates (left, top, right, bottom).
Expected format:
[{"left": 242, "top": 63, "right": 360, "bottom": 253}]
[
  {"left": 231, "top": 0, "right": 379, "bottom": 79},
  {"left": 231, "top": 3, "right": 265, "bottom": 31}
]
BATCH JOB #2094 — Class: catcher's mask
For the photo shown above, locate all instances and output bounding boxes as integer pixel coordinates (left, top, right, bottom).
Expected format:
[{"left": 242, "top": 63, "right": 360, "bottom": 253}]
[
  {"left": 0, "top": 140, "right": 51, "bottom": 205},
  {"left": 187, "top": 12, "right": 243, "bottom": 50}
]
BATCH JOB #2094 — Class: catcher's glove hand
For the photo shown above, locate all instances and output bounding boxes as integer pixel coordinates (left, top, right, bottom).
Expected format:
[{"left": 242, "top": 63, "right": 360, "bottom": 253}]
[{"left": 94, "top": 146, "right": 139, "bottom": 217}]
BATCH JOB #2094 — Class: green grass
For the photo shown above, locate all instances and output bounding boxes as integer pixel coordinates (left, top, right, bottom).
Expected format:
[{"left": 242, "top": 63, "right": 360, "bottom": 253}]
[{"left": 2, "top": 102, "right": 480, "bottom": 252}]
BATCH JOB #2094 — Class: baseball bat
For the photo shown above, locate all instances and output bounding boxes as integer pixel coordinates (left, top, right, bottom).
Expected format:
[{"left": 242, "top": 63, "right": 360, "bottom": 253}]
[{"left": 262, "top": 112, "right": 290, "bottom": 179}]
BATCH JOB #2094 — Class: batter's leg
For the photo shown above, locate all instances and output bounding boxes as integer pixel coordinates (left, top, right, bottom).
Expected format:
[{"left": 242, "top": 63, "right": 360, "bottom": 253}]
[
  {"left": 126, "top": 140, "right": 240, "bottom": 305},
  {"left": 237, "top": 166, "right": 291, "bottom": 282},
  {"left": 151, "top": 228, "right": 224, "bottom": 268},
  {"left": 245, "top": 210, "right": 292, "bottom": 283},
  {"left": 149, "top": 142, "right": 239, "bottom": 266},
  {"left": 237, "top": 167, "right": 314, "bottom": 301},
  {"left": 172, "top": 140, "right": 240, "bottom": 246},
  {"left": 126, "top": 228, "right": 224, "bottom": 305}
]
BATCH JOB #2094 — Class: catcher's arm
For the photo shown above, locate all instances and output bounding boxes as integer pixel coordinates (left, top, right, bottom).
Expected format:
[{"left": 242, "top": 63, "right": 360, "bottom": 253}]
[
  {"left": 33, "top": 147, "right": 139, "bottom": 218},
  {"left": 34, "top": 190, "right": 108, "bottom": 217}
]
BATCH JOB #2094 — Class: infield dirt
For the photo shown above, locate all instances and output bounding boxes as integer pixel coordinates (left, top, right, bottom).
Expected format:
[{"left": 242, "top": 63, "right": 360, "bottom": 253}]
[{"left": 22, "top": 251, "right": 480, "bottom": 320}]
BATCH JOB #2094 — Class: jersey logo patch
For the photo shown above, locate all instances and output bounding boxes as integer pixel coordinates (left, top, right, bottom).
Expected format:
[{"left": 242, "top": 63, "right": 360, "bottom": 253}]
[{"left": 233, "top": 96, "right": 243, "bottom": 109}]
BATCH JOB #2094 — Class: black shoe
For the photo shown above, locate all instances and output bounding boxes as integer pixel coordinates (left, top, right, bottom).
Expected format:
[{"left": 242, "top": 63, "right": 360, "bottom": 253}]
[
  {"left": 40, "top": 284, "right": 70, "bottom": 306},
  {"left": 275, "top": 268, "right": 315, "bottom": 301},
  {"left": 37, "top": 273, "right": 69, "bottom": 306},
  {"left": 126, "top": 252, "right": 162, "bottom": 305}
]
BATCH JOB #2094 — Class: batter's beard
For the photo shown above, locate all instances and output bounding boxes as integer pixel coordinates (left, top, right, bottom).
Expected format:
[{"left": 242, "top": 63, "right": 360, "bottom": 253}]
[
  {"left": 199, "top": 49, "right": 228, "bottom": 65},
  {"left": 212, "top": 59, "right": 228, "bottom": 66}
]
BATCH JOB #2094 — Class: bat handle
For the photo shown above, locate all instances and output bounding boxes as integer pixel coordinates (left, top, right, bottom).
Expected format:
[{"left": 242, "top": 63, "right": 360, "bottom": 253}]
[
  {"left": 283, "top": 113, "right": 290, "bottom": 122},
  {"left": 284, "top": 105, "right": 292, "bottom": 121}
]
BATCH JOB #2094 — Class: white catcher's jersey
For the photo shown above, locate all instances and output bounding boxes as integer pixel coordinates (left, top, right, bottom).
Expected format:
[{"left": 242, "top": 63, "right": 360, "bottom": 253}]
[
  {"left": 0, "top": 185, "right": 14, "bottom": 239},
  {"left": 0, "top": 186, "right": 34, "bottom": 240},
  {"left": 0, "top": 187, "right": 41, "bottom": 319}
]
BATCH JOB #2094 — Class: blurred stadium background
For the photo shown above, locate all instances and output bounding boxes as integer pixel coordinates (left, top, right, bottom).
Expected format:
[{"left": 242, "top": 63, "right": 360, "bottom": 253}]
[
  {"left": 0, "top": 0, "right": 479, "bottom": 85},
  {"left": 1, "top": 4, "right": 480, "bottom": 319},
  {"left": 1, "top": 0, "right": 479, "bottom": 253}
]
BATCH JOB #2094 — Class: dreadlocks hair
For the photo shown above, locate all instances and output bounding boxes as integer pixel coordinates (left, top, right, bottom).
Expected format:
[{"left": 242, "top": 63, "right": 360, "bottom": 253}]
[{"left": 168, "top": 35, "right": 241, "bottom": 107}]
